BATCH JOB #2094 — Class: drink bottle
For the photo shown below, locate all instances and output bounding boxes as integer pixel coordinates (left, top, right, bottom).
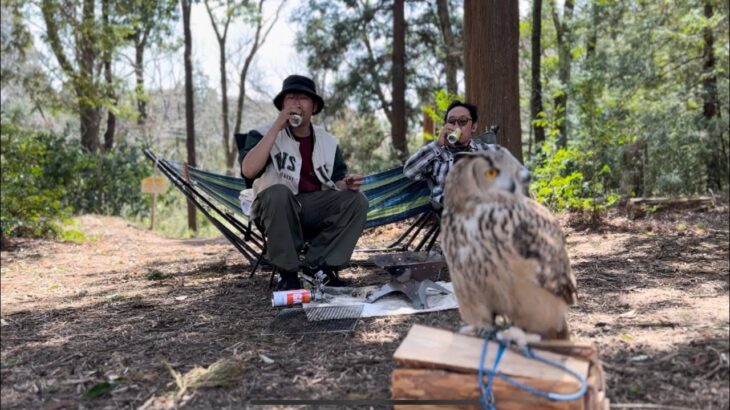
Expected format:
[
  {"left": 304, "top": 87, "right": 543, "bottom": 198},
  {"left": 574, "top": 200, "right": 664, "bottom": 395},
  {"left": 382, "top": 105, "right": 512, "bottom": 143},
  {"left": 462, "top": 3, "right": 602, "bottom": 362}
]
[
  {"left": 447, "top": 128, "right": 461, "bottom": 145},
  {"left": 288, "top": 113, "right": 303, "bottom": 127}
]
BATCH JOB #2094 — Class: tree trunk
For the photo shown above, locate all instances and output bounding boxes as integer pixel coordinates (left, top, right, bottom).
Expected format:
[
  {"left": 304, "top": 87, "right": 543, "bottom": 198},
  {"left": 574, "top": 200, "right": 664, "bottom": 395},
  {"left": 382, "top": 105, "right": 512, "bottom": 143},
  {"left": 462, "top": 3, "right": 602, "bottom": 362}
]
[
  {"left": 134, "top": 32, "right": 148, "bottom": 129},
  {"left": 464, "top": 0, "right": 522, "bottom": 162},
  {"left": 233, "top": 0, "right": 282, "bottom": 151},
  {"left": 436, "top": 0, "right": 458, "bottom": 95},
  {"left": 102, "top": 0, "right": 115, "bottom": 152},
  {"left": 551, "top": 0, "right": 574, "bottom": 148},
  {"left": 79, "top": 101, "right": 101, "bottom": 153},
  {"left": 392, "top": 0, "right": 408, "bottom": 161},
  {"left": 182, "top": 0, "right": 197, "bottom": 233},
  {"left": 530, "top": 0, "right": 545, "bottom": 146},
  {"left": 219, "top": 42, "right": 231, "bottom": 170},
  {"left": 701, "top": 0, "right": 728, "bottom": 192},
  {"left": 41, "top": 0, "right": 101, "bottom": 152},
  {"left": 205, "top": 0, "right": 234, "bottom": 172}
]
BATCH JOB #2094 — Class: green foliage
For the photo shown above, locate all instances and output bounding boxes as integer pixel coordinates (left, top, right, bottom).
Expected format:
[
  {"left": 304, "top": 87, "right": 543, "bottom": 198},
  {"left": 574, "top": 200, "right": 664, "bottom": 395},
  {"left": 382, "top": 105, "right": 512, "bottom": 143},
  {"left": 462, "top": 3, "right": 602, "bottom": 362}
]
[
  {"left": 529, "top": 139, "right": 620, "bottom": 217},
  {"left": 294, "top": 0, "right": 462, "bottom": 130},
  {"left": 330, "top": 110, "right": 400, "bottom": 174},
  {"left": 0, "top": 123, "right": 68, "bottom": 239},
  {"left": 0, "top": 122, "right": 153, "bottom": 241},
  {"left": 522, "top": 0, "right": 729, "bottom": 198},
  {"left": 422, "top": 89, "right": 464, "bottom": 142}
]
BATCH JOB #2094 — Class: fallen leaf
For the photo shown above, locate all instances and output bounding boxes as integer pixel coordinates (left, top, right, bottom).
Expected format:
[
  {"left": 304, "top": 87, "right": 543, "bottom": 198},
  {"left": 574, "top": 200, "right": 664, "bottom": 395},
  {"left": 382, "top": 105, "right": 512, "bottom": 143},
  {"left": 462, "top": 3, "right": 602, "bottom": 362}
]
[
  {"left": 629, "top": 354, "right": 650, "bottom": 362},
  {"left": 618, "top": 309, "right": 637, "bottom": 318},
  {"left": 83, "top": 382, "right": 112, "bottom": 399},
  {"left": 258, "top": 354, "right": 274, "bottom": 364}
]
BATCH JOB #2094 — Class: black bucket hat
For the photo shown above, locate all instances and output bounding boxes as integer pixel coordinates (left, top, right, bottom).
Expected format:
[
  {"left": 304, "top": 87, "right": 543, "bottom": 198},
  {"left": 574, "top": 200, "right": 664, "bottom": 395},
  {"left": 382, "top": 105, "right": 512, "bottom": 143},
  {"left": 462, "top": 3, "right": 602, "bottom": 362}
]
[{"left": 273, "top": 75, "right": 325, "bottom": 115}]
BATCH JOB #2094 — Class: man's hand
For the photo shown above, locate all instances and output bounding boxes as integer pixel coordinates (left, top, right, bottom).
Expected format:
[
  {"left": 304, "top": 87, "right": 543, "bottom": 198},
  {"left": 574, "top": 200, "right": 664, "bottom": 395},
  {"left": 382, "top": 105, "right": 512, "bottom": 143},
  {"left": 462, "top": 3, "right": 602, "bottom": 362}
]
[
  {"left": 437, "top": 123, "right": 456, "bottom": 147},
  {"left": 275, "top": 101, "right": 301, "bottom": 131},
  {"left": 338, "top": 174, "right": 364, "bottom": 191}
]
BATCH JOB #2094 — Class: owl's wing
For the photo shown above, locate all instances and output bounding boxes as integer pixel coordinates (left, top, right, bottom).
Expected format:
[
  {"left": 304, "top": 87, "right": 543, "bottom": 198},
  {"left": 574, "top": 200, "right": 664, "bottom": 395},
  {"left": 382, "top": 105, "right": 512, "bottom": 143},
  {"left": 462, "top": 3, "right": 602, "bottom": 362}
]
[{"left": 511, "top": 200, "right": 577, "bottom": 305}]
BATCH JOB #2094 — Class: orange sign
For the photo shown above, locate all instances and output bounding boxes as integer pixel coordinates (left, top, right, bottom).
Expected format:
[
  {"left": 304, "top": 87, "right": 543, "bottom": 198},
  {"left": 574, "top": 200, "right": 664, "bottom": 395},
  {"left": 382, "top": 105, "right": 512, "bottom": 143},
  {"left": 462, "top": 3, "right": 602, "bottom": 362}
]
[{"left": 141, "top": 176, "right": 167, "bottom": 194}]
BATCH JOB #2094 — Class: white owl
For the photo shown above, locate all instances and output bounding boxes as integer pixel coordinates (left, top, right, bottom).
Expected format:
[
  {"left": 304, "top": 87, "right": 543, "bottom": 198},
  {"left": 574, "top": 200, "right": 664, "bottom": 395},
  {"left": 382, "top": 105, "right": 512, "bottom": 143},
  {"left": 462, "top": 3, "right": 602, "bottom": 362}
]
[{"left": 440, "top": 146, "right": 577, "bottom": 346}]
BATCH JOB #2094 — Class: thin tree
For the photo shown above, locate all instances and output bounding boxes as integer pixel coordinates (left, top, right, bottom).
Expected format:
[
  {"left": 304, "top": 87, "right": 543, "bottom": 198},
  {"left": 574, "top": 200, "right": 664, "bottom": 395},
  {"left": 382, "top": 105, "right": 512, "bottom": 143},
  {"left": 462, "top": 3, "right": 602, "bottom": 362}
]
[
  {"left": 550, "top": 0, "right": 574, "bottom": 148},
  {"left": 435, "top": 0, "right": 458, "bottom": 95},
  {"left": 392, "top": 0, "right": 407, "bottom": 161},
  {"left": 205, "top": 0, "right": 236, "bottom": 172},
  {"left": 464, "top": 0, "right": 522, "bottom": 161},
  {"left": 701, "top": 0, "right": 728, "bottom": 191},
  {"left": 530, "top": 0, "right": 545, "bottom": 148},
  {"left": 101, "top": 0, "right": 116, "bottom": 151},
  {"left": 119, "top": 1, "right": 178, "bottom": 133},
  {"left": 181, "top": 0, "right": 197, "bottom": 233},
  {"left": 231, "top": 0, "right": 282, "bottom": 170}
]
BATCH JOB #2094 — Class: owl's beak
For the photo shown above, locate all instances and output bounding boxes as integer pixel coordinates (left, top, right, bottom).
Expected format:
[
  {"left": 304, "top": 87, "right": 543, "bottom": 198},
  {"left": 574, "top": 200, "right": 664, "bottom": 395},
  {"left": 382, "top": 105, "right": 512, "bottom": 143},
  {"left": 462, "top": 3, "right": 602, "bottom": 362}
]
[{"left": 518, "top": 168, "right": 531, "bottom": 184}]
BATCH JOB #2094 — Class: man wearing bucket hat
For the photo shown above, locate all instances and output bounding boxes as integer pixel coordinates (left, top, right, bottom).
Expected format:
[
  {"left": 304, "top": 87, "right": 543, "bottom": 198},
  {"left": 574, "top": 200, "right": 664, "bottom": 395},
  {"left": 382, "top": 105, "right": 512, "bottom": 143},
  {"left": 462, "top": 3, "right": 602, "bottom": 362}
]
[{"left": 239, "top": 75, "right": 368, "bottom": 290}]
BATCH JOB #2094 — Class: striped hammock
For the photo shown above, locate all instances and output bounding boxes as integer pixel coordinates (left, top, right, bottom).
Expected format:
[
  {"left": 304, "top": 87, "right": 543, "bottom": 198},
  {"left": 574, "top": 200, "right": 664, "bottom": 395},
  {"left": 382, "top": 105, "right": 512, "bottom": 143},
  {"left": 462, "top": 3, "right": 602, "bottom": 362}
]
[{"left": 144, "top": 149, "right": 439, "bottom": 267}]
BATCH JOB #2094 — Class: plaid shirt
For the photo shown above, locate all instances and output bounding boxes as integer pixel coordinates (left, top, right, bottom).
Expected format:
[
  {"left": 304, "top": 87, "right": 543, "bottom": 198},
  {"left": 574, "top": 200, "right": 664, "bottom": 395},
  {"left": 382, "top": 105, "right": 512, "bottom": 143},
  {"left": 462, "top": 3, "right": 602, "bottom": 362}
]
[{"left": 403, "top": 140, "right": 494, "bottom": 205}]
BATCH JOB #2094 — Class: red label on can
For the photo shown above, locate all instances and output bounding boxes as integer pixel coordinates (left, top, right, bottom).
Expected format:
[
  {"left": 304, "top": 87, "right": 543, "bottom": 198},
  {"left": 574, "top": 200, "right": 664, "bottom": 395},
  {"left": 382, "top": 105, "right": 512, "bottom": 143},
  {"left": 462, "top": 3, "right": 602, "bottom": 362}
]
[{"left": 272, "top": 289, "right": 311, "bottom": 307}]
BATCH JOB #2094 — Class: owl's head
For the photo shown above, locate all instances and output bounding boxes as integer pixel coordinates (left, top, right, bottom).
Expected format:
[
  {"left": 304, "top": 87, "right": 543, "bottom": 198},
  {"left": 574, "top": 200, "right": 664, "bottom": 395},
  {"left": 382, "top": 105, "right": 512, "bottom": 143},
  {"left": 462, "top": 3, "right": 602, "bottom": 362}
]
[{"left": 445, "top": 145, "right": 531, "bottom": 204}]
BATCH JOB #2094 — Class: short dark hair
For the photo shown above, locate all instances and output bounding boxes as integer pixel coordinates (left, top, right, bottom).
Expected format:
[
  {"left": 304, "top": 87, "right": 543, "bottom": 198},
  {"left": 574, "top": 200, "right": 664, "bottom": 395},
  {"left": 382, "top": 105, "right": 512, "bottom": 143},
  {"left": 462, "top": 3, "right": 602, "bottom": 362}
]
[{"left": 444, "top": 100, "right": 478, "bottom": 124}]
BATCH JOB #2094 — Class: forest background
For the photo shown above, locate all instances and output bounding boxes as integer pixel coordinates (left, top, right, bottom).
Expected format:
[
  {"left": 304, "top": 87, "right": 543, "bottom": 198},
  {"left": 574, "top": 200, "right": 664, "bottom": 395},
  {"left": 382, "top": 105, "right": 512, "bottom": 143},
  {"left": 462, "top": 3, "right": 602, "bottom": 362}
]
[{"left": 1, "top": 0, "right": 728, "bottom": 242}]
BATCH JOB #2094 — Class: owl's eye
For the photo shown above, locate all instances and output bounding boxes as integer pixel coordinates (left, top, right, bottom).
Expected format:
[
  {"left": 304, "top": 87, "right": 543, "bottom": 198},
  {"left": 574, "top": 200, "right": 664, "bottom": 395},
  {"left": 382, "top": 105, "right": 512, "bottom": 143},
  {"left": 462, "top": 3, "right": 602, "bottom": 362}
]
[{"left": 484, "top": 169, "right": 500, "bottom": 178}]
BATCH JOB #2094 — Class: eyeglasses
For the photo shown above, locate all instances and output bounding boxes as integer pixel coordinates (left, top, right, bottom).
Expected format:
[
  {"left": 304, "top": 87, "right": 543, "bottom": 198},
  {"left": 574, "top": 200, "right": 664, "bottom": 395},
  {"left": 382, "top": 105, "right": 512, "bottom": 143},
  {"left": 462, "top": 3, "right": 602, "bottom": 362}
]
[{"left": 446, "top": 117, "right": 472, "bottom": 127}]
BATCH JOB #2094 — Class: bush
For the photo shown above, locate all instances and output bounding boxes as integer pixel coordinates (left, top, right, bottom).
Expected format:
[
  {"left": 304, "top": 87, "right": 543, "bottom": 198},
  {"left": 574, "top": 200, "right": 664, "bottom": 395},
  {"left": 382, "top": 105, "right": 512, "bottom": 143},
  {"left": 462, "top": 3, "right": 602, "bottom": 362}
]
[
  {"left": 1, "top": 123, "right": 69, "bottom": 239},
  {"left": 1, "top": 122, "right": 153, "bottom": 241},
  {"left": 529, "top": 140, "right": 620, "bottom": 220}
]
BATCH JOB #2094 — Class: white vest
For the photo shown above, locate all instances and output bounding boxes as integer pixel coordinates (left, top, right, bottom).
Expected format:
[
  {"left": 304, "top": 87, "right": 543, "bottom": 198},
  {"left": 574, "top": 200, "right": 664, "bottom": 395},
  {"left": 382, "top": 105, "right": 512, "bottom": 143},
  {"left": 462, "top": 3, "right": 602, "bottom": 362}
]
[{"left": 251, "top": 123, "right": 340, "bottom": 199}]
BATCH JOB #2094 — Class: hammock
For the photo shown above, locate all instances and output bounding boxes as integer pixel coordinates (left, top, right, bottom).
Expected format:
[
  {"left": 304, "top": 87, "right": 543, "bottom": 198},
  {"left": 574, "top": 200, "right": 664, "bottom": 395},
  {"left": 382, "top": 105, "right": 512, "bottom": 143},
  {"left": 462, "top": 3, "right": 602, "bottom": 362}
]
[{"left": 143, "top": 149, "right": 441, "bottom": 273}]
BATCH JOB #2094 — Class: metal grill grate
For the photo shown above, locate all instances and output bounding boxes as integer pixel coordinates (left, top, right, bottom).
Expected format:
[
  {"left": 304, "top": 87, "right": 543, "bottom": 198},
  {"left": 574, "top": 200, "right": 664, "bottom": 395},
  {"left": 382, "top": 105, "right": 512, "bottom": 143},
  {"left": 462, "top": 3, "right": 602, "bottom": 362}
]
[
  {"left": 261, "top": 305, "right": 363, "bottom": 336},
  {"left": 304, "top": 304, "right": 363, "bottom": 322}
]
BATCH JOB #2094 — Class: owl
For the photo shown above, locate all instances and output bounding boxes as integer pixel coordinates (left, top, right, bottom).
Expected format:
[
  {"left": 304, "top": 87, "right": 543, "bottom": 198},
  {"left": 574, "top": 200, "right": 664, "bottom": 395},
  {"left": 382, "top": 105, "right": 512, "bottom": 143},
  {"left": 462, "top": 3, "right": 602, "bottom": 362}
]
[{"left": 440, "top": 146, "right": 577, "bottom": 344}]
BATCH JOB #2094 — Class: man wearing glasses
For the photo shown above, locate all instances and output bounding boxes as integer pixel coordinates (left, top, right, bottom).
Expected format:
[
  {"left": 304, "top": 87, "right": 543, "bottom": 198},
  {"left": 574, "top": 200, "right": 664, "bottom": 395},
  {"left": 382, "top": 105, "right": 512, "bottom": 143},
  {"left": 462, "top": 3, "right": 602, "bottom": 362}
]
[{"left": 404, "top": 100, "right": 492, "bottom": 207}]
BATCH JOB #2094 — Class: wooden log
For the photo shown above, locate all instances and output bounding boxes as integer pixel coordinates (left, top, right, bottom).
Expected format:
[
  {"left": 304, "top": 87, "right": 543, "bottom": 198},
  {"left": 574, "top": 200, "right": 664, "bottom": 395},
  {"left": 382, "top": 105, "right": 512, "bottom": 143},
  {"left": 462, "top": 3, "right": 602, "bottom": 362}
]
[
  {"left": 392, "top": 368, "right": 583, "bottom": 410},
  {"left": 626, "top": 196, "right": 716, "bottom": 218},
  {"left": 392, "top": 325, "right": 608, "bottom": 410}
]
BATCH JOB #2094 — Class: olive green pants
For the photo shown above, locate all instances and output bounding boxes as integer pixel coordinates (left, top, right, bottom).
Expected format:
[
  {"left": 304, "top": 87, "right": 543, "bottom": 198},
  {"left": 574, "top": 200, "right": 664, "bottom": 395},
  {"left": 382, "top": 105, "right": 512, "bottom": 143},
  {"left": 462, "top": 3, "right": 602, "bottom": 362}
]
[{"left": 251, "top": 184, "right": 369, "bottom": 273}]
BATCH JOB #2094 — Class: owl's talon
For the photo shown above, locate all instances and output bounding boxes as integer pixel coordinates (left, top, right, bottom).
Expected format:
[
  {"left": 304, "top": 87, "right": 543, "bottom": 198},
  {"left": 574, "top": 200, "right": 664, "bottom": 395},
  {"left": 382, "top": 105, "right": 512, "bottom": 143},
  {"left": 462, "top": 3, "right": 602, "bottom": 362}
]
[
  {"left": 458, "top": 324, "right": 495, "bottom": 338},
  {"left": 496, "top": 326, "right": 541, "bottom": 349}
]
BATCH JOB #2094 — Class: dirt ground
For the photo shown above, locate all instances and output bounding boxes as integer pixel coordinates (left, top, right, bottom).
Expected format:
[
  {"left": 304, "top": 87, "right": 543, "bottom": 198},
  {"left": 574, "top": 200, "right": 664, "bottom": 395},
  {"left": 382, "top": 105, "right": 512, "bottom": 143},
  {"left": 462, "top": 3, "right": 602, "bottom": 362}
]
[{"left": 1, "top": 205, "right": 728, "bottom": 409}]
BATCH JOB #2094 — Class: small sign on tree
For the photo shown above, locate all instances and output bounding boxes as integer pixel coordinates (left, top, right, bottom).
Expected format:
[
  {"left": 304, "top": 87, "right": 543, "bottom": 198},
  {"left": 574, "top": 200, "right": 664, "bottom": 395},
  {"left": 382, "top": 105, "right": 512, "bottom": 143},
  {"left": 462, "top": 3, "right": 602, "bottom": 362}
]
[{"left": 141, "top": 176, "right": 167, "bottom": 229}]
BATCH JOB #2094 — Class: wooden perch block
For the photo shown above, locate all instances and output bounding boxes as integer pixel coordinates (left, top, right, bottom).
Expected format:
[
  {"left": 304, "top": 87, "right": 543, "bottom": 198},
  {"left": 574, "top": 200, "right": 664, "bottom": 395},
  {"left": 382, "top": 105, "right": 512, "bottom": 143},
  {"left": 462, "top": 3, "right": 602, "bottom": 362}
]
[{"left": 391, "top": 325, "right": 609, "bottom": 410}]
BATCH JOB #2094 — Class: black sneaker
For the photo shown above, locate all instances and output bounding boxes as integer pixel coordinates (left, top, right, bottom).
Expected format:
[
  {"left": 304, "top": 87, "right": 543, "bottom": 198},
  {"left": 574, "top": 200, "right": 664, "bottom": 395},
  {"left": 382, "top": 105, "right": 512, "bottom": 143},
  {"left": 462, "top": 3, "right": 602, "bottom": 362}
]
[{"left": 276, "top": 271, "right": 302, "bottom": 291}]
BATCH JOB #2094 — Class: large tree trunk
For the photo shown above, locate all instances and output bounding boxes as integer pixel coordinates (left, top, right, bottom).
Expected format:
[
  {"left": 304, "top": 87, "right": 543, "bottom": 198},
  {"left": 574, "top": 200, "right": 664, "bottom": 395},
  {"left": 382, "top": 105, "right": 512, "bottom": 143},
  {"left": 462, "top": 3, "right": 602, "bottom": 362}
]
[
  {"left": 464, "top": 0, "right": 522, "bottom": 162},
  {"left": 436, "top": 0, "right": 458, "bottom": 95},
  {"left": 701, "top": 0, "right": 729, "bottom": 192},
  {"left": 392, "top": 0, "right": 407, "bottom": 161},
  {"left": 182, "top": 0, "right": 197, "bottom": 233},
  {"left": 551, "top": 0, "right": 574, "bottom": 148},
  {"left": 530, "top": 0, "right": 545, "bottom": 147}
]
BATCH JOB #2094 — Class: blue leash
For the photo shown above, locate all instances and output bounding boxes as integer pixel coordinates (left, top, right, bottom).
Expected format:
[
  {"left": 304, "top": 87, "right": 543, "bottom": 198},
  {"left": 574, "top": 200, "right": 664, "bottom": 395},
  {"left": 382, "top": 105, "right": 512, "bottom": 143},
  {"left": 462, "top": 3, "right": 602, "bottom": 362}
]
[{"left": 478, "top": 333, "right": 588, "bottom": 410}]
